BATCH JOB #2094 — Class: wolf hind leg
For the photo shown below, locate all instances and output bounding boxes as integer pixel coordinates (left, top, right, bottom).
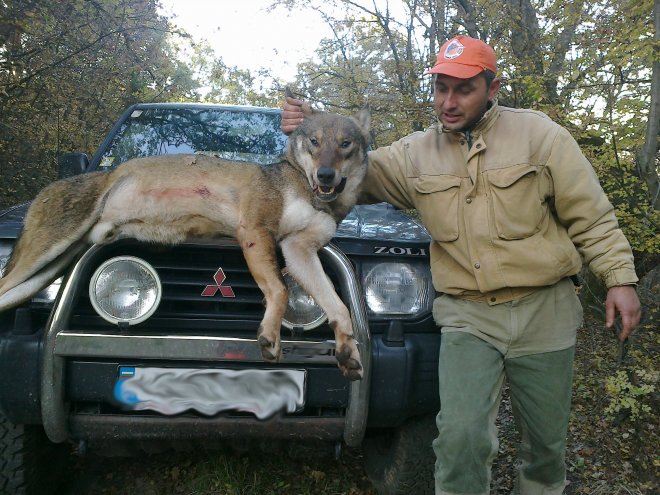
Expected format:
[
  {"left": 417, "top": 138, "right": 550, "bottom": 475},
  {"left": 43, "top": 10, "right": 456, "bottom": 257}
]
[
  {"left": 280, "top": 235, "right": 363, "bottom": 381},
  {"left": 236, "top": 224, "right": 288, "bottom": 361}
]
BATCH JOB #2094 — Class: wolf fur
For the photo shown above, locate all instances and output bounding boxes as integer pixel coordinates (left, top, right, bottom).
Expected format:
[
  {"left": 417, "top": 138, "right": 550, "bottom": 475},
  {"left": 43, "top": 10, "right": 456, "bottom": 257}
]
[{"left": 0, "top": 103, "right": 370, "bottom": 380}]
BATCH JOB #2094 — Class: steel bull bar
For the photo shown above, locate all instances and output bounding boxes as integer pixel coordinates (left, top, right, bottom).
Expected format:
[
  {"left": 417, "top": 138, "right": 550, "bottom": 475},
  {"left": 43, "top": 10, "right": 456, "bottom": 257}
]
[{"left": 41, "top": 243, "right": 371, "bottom": 447}]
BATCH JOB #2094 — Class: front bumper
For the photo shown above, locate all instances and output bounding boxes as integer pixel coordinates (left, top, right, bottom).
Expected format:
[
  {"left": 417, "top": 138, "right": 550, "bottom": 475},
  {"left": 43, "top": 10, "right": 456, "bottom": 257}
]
[{"left": 40, "top": 243, "right": 372, "bottom": 447}]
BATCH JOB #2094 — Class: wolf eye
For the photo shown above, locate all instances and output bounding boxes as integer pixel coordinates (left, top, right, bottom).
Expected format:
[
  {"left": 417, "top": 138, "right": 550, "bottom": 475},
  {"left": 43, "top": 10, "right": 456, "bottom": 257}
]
[
  {"left": 310, "top": 137, "right": 319, "bottom": 146},
  {"left": 340, "top": 140, "right": 352, "bottom": 148}
]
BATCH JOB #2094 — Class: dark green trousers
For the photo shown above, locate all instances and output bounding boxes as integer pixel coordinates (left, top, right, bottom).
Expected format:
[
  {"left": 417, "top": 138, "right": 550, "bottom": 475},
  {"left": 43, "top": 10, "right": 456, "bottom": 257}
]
[{"left": 432, "top": 279, "right": 582, "bottom": 494}]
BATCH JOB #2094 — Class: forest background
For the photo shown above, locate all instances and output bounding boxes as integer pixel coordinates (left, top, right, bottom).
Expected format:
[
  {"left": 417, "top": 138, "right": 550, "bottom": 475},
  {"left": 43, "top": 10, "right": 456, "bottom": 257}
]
[{"left": 0, "top": 1, "right": 658, "bottom": 493}]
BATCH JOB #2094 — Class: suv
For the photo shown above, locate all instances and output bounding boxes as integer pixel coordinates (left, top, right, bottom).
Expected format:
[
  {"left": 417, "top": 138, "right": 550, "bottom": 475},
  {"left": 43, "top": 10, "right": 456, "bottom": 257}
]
[{"left": 0, "top": 103, "right": 440, "bottom": 495}]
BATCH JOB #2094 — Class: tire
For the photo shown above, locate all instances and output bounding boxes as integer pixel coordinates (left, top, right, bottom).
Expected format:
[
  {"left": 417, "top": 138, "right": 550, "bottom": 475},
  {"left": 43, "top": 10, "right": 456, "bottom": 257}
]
[
  {"left": 0, "top": 412, "right": 69, "bottom": 495},
  {"left": 363, "top": 414, "right": 437, "bottom": 495}
]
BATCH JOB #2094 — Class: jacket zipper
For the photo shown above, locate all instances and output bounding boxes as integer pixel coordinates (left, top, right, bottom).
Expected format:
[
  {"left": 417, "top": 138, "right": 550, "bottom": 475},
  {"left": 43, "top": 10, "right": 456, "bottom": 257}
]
[{"left": 465, "top": 130, "right": 473, "bottom": 149}]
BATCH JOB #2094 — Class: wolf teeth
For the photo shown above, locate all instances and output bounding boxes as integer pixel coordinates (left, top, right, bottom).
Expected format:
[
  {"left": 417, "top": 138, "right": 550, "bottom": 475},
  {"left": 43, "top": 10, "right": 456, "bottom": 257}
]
[{"left": 319, "top": 186, "right": 335, "bottom": 194}]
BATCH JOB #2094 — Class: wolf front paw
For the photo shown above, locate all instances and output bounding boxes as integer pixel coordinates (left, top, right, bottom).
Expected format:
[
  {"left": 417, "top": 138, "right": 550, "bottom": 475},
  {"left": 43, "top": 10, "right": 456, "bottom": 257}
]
[
  {"left": 336, "top": 342, "right": 363, "bottom": 381},
  {"left": 257, "top": 331, "right": 281, "bottom": 361}
]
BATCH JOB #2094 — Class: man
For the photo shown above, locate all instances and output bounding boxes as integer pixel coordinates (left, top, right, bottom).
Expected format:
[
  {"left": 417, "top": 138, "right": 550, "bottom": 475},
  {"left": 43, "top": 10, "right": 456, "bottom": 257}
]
[{"left": 282, "top": 35, "right": 641, "bottom": 495}]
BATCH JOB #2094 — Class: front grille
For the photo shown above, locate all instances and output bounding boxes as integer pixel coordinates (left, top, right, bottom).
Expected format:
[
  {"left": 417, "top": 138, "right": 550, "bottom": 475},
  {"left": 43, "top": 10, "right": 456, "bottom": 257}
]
[{"left": 68, "top": 239, "right": 337, "bottom": 337}]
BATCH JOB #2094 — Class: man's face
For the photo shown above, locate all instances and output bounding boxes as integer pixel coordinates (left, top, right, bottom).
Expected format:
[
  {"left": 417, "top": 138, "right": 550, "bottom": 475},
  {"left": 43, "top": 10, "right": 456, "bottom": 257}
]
[{"left": 433, "top": 73, "right": 500, "bottom": 131}]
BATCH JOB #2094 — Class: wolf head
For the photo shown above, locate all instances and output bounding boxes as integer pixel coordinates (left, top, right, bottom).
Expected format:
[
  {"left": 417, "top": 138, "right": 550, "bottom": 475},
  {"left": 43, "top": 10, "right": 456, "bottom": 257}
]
[{"left": 286, "top": 103, "right": 370, "bottom": 203}]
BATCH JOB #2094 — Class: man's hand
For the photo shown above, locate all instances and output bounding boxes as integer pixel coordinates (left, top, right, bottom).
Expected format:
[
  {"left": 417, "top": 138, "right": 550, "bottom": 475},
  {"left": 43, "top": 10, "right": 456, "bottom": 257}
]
[
  {"left": 281, "top": 93, "right": 305, "bottom": 135},
  {"left": 605, "top": 285, "right": 641, "bottom": 341}
]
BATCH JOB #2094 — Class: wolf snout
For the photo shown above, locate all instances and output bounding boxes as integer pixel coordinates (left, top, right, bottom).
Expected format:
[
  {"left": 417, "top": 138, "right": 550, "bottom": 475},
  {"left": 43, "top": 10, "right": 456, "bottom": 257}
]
[
  {"left": 313, "top": 166, "right": 347, "bottom": 202},
  {"left": 316, "top": 166, "right": 336, "bottom": 186}
]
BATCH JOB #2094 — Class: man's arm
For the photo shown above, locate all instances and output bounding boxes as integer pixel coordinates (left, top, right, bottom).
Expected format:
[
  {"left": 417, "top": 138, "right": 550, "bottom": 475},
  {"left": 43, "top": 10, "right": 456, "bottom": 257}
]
[{"left": 545, "top": 127, "right": 641, "bottom": 339}]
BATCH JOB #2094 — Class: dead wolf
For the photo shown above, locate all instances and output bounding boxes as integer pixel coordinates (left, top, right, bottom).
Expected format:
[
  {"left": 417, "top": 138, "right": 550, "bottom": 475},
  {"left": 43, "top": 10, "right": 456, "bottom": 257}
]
[{"left": 0, "top": 102, "right": 370, "bottom": 380}]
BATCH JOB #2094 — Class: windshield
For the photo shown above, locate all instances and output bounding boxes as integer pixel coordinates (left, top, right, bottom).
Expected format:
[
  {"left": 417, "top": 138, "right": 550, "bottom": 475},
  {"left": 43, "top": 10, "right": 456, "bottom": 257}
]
[{"left": 97, "top": 106, "right": 288, "bottom": 170}]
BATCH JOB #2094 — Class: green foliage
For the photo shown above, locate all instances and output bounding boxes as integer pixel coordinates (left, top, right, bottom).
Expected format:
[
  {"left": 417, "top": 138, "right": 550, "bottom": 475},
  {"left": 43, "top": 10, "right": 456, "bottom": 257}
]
[
  {"left": 184, "top": 40, "right": 283, "bottom": 108},
  {"left": 0, "top": 0, "right": 199, "bottom": 208},
  {"left": 584, "top": 142, "right": 660, "bottom": 254},
  {"left": 569, "top": 308, "right": 658, "bottom": 491},
  {"left": 605, "top": 369, "right": 657, "bottom": 421}
]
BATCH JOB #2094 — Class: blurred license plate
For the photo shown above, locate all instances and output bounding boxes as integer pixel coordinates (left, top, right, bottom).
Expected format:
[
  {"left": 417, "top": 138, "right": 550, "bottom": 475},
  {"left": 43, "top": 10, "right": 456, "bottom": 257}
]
[{"left": 114, "top": 367, "right": 306, "bottom": 420}]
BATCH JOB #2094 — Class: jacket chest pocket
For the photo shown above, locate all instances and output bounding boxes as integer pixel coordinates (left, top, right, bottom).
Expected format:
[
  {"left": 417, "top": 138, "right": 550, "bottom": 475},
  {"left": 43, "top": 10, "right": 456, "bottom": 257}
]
[
  {"left": 413, "top": 175, "right": 462, "bottom": 242},
  {"left": 486, "top": 164, "right": 545, "bottom": 240}
]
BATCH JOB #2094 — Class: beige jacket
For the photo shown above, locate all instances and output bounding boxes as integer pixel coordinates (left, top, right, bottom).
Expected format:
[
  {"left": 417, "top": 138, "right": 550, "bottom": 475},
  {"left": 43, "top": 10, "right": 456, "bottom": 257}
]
[{"left": 362, "top": 102, "right": 638, "bottom": 304}]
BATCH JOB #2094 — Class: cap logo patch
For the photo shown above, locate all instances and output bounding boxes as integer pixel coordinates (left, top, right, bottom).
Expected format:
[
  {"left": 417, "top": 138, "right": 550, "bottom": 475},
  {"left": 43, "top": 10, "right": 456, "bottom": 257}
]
[{"left": 444, "top": 39, "right": 464, "bottom": 60}]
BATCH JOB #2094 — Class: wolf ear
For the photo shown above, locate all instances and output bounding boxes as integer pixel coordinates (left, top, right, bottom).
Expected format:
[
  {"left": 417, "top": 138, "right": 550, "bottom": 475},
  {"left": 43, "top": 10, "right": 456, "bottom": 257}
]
[
  {"left": 352, "top": 106, "right": 371, "bottom": 137},
  {"left": 301, "top": 101, "right": 315, "bottom": 117}
]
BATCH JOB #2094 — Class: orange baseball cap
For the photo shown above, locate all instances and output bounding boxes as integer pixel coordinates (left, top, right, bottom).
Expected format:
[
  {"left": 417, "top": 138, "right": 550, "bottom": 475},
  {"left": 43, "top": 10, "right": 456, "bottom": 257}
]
[{"left": 425, "top": 35, "right": 497, "bottom": 78}]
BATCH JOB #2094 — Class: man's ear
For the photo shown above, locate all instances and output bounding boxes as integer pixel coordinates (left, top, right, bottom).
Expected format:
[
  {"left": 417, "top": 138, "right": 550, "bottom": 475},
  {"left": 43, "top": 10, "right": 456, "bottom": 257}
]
[{"left": 488, "top": 78, "right": 501, "bottom": 102}]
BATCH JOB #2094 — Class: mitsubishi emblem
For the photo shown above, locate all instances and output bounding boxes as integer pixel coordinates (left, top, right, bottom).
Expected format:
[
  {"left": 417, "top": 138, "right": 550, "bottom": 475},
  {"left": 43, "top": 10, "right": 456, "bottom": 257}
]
[{"left": 201, "top": 268, "right": 236, "bottom": 297}]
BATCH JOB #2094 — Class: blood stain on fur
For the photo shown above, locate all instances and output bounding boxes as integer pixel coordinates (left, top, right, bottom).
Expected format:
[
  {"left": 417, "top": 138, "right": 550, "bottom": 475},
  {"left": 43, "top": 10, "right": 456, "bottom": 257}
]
[{"left": 194, "top": 186, "right": 211, "bottom": 198}]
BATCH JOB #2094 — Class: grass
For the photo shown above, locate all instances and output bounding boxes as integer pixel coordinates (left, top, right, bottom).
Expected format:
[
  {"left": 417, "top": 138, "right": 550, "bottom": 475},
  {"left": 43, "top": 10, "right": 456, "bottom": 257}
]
[{"left": 60, "top": 443, "right": 377, "bottom": 494}]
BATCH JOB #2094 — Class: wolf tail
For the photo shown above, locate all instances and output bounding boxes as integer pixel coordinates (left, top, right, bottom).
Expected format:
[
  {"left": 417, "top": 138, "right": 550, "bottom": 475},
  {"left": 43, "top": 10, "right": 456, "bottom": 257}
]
[{"left": 0, "top": 171, "right": 114, "bottom": 312}]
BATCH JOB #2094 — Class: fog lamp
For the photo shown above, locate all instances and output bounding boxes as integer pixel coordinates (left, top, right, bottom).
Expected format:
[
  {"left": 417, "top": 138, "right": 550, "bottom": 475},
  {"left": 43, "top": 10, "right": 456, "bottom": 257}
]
[{"left": 89, "top": 256, "right": 161, "bottom": 325}]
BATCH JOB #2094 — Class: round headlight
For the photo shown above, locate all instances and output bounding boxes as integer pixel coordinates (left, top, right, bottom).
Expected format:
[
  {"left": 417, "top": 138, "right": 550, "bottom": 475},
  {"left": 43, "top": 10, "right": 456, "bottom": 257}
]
[
  {"left": 281, "top": 268, "right": 327, "bottom": 331},
  {"left": 89, "top": 256, "right": 161, "bottom": 325},
  {"left": 363, "top": 262, "right": 433, "bottom": 317}
]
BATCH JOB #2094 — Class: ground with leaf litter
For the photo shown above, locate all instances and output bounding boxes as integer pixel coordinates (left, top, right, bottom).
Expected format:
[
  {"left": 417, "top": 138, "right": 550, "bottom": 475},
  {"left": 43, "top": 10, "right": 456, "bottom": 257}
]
[{"left": 56, "top": 305, "right": 658, "bottom": 495}]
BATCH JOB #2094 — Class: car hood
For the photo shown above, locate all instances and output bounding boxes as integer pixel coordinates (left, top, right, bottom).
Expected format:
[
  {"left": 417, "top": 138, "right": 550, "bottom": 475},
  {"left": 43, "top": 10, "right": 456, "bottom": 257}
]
[
  {"left": 0, "top": 202, "right": 29, "bottom": 239},
  {"left": 0, "top": 202, "right": 430, "bottom": 243},
  {"left": 336, "top": 203, "right": 430, "bottom": 242}
]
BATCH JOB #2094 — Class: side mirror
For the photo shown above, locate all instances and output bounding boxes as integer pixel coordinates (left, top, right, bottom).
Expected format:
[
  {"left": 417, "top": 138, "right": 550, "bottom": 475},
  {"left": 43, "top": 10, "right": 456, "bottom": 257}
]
[{"left": 57, "top": 152, "right": 89, "bottom": 179}]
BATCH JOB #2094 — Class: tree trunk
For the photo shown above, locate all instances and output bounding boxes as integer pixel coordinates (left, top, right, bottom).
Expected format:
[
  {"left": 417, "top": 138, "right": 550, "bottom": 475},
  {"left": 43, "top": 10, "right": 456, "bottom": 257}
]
[{"left": 638, "top": 0, "right": 660, "bottom": 210}]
